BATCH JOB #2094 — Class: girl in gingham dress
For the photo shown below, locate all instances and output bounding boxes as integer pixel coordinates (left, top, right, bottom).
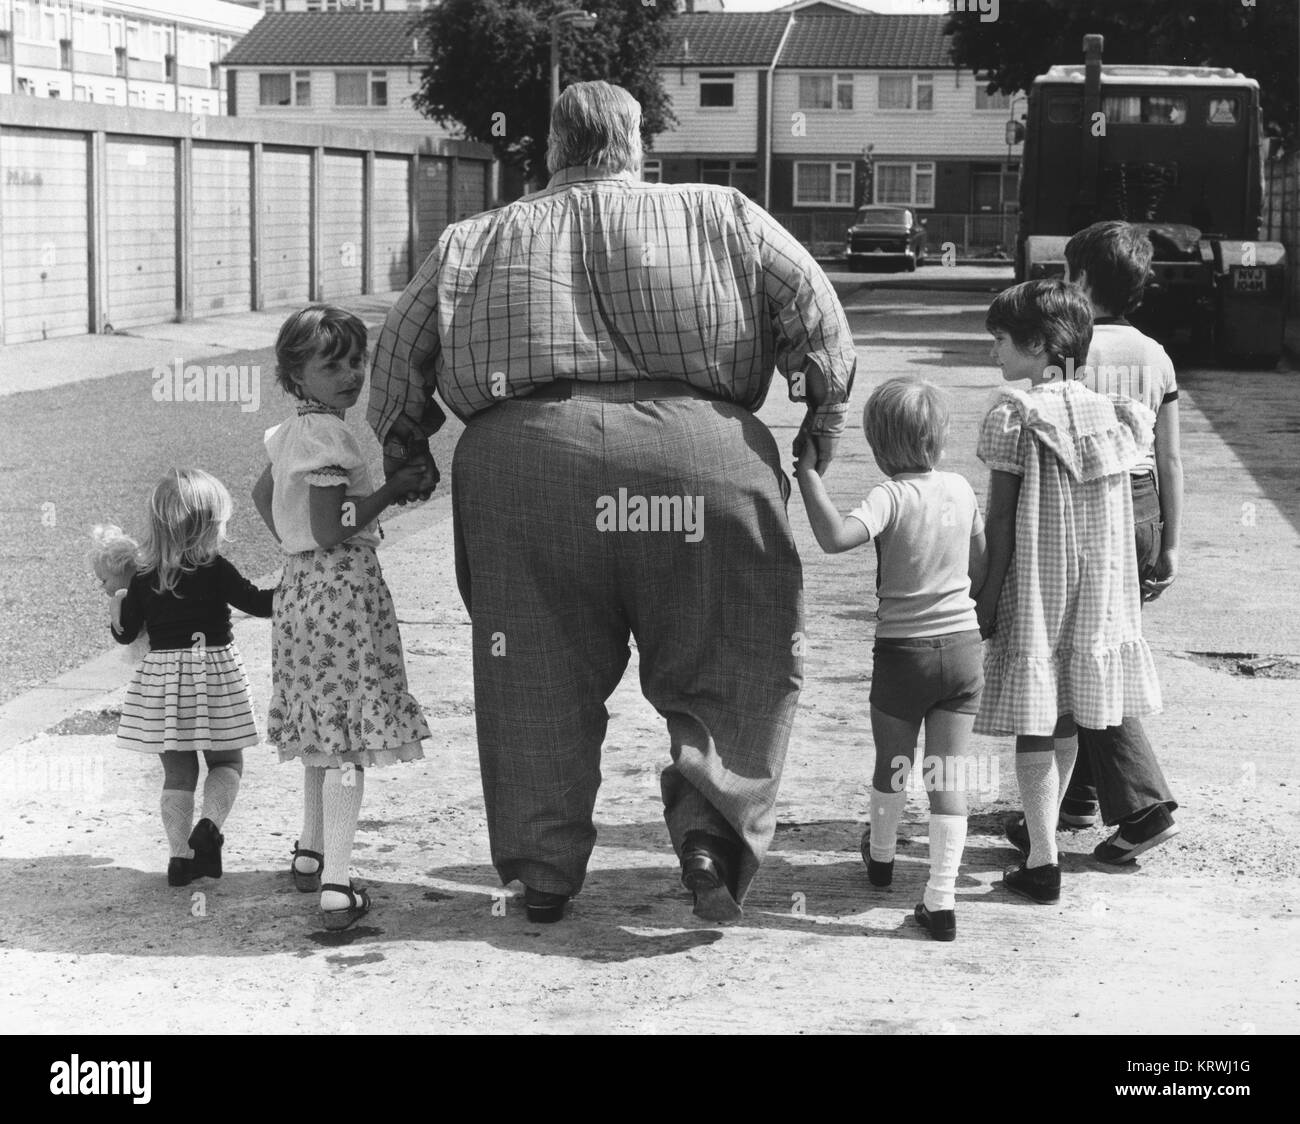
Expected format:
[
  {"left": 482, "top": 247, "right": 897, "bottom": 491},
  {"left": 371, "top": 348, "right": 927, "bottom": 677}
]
[
  {"left": 976, "top": 280, "right": 1161, "bottom": 905},
  {"left": 108, "top": 469, "right": 274, "bottom": 888},
  {"left": 252, "top": 305, "right": 430, "bottom": 932}
]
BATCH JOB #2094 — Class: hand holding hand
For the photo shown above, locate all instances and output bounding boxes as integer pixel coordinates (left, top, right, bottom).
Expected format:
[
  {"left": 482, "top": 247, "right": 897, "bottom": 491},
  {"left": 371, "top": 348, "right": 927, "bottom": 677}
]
[
  {"left": 1141, "top": 547, "right": 1178, "bottom": 602},
  {"left": 384, "top": 447, "right": 439, "bottom": 505}
]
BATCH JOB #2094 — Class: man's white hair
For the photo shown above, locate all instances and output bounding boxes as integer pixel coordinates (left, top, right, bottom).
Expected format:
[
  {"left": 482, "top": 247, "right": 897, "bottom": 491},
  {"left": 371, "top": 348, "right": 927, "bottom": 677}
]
[{"left": 546, "top": 80, "right": 643, "bottom": 176}]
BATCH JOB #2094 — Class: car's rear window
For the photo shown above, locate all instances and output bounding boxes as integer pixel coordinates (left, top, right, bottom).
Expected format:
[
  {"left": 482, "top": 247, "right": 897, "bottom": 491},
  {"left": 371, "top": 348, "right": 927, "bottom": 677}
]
[{"left": 857, "top": 208, "right": 910, "bottom": 224}]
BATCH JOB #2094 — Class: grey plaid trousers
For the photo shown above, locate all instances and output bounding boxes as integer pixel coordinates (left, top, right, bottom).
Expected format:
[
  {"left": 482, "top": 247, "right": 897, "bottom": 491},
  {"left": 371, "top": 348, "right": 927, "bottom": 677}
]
[{"left": 451, "top": 394, "right": 804, "bottom": 901}]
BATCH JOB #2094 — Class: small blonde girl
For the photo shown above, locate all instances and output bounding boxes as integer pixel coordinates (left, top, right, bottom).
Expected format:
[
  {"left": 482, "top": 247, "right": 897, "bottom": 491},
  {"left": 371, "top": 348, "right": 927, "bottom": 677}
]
[
  {"left": 253, "top": 304, "right": 430, "bottom": 931},
  {"left": 110, "top": 470, "right": 274, "bottom": 887}
]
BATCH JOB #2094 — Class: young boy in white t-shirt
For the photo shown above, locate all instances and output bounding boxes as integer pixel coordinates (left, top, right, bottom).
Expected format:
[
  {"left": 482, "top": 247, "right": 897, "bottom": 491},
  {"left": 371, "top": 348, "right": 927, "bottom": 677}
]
[{"left": 797, "top": 377, "right": 987, "bottom": 941}]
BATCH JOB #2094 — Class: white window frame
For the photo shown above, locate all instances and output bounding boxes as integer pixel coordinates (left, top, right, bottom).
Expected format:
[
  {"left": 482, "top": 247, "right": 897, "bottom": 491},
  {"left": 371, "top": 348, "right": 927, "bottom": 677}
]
[
  {"left": 334, "top": 69, "right": 387, "bottom": 108},
  {"left": 878, "top": 73, "right": 934, "bottom": 112},
  {"left": 873, "top": 161, "right": 935, "bottom": 207},
  {"left": 798, "top": 72, "right": 853, "bottom": 111},
  {"left": 793, "top": 160, "right": 856, "bottom": 208},
  {"left": 698, "top": 71, "right": 735, "bottom": 111},
  {"left": 259, "top": 70, "right": 311, "bottom": 108}
]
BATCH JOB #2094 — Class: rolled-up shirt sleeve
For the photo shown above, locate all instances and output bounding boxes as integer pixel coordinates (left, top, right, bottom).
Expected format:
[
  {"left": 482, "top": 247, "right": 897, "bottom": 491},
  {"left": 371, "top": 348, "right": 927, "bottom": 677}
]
[
  {"left": 368, "top": 237, "right": 445, "bottom": 446},
  {"left": 740, "top": 197, "right": 857, "bottom": 439}
]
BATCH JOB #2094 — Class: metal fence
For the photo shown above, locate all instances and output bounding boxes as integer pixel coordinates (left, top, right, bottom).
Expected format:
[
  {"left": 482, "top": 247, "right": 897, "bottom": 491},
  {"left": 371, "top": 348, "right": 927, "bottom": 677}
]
[
  {"left": 0, "top": 97, "right": 494, "bottom": 345},
  {"left": 773, "top": 211, "right": 1018, "bottom": 261},
  {"left": 1263, "top": 151, "right": 1299, "bottom": 314}
]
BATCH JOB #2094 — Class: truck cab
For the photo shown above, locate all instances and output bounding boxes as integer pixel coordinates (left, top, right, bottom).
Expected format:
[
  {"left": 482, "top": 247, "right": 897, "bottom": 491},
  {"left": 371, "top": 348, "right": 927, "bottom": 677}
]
[{"left": 1017, "top": 36, "right": 1287, "bottom": 365}]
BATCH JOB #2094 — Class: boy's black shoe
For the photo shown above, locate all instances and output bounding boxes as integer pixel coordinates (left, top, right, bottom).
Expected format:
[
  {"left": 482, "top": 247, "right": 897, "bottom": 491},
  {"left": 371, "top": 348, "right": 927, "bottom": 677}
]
[
  {"left": 167, "top": 857, "right": 194, "bottom": 887},
  {"left": 1003, "top": 862, "right": 1061, "bottom": 904},
  {"left": 1094, "top": 804, "right": 1179, "bottom": 865},
  {"left": 188, "top": 818, "right": 224, "bottom": 880},
  {"left": 914, "top": 902, "right": 956, "bottom": 941},
  {"left": 860, "top": 828, "right": 894, "bottom": 887}
]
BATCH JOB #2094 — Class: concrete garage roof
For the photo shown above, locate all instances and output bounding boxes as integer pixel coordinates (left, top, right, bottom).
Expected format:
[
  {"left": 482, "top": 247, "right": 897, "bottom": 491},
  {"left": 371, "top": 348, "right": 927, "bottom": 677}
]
[{"left": 224, "top": 12, "right": 426, "bottom": 68}]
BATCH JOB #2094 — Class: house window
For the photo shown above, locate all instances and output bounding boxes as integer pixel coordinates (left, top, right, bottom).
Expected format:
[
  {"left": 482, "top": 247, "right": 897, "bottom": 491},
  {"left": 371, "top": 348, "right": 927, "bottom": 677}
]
[
  {"left": 0, "top": 32, "right": 12, "bottom": 63},
  {"left": 155, "top": 92, "right": 167, "bottom": 109},
  {"left": 260, "top": 72, "right": 291, "bottom": 105},
  {"left": 164, "top": 53, "right": 175, "bottom": 81},
  {"left": 17, "top": 77, "right": 33, "bottom": 94},
  {"left": 103, "top": 86, "right": 116, "bottom": 103},
  {"left": 261, "top": 71, "right": 310, "bottom": 107},
  {"left": 179, "top": 94, "right": 190, "bottom": 113},
  {"left": 210, "top": 62, "right": 221, "bottom": 89},
  {"left": 799, "top": 73, "right": 853, "bottom": 111},
  {"left": 73, "top": 83, "right": 88, "bottom": 100},
  {"left": 874, "top": 161, "right": 935, "bottom": 207},
  {"left": 794, "top": 161, "right": 855, "bottom": 207},
  {"left": 879, "top": 73, "right": 933, "bottom": 111},
  {"left": 642, "top": 159, "right": 662, "bottom": 183},
  {"left": 115, "top": 46, "right": 126, "bottom": 76},
  {"left": 59, "top": 37, "right": 72, "bottom": 69},
  {"left": 701, "top": 159, "right": 758, "bottom": 198},
  {"left": 975, "top": 82, "right": 1011, "bottom": 111},
  {"left": 371, "top": 71, "right": 387, "bottom": 107},
  {"left": 699, "top": 72, "right": 734, "bottom": 109},
  {"left": 336, "top": 72, "right": 367, "bottom": 105}
]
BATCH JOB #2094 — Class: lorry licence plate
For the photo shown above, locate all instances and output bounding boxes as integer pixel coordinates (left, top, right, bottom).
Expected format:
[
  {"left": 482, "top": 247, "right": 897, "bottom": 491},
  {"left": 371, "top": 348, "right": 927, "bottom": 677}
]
[{"left": 1232, "top": 267, "right": 1266, "bottom": 292}]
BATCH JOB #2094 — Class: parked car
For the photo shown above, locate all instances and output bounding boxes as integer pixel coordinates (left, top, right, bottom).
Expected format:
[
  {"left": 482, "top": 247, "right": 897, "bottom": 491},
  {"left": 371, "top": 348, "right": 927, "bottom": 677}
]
[{"left": 844, "top": 205, "right": 927, "bottom": 271}]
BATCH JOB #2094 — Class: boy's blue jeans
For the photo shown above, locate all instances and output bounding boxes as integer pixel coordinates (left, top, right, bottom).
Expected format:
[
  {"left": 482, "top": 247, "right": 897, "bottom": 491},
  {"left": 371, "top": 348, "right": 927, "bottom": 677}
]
[{"left": 1067, "top": 473, "right": 1179, "bottom": 826}]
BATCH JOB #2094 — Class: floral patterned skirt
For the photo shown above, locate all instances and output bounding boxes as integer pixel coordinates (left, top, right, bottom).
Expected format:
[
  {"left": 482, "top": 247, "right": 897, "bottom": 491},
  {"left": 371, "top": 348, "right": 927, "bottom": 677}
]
[{"left": 268, "top": 543, "right": 429, "bottom": 767}]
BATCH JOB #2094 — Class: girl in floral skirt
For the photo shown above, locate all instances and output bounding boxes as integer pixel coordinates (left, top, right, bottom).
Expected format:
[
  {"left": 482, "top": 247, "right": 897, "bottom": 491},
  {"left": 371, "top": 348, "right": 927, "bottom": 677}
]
[{"left": 253, "top": 304, "right": 430, "bottom": 931}]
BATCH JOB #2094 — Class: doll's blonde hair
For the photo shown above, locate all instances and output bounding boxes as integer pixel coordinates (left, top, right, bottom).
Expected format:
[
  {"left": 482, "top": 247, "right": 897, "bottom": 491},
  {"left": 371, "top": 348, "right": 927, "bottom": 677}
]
[
  {"left": 88, "top": 524, "right": 140, "bottom": 582},
  {"left": 138, "top": 469, "right": 232, "bottom": 594}
]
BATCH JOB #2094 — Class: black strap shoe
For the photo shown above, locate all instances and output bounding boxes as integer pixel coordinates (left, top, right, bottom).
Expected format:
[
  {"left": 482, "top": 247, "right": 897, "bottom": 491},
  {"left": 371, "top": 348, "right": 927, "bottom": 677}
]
[
  {"left": 1003, "top": 861, "right": 1061, "bottom": 904},
  {"left": 188, "top": 818, "right": 224, "bottom": 880},
  {"left": 914, "top": 902, "right": 956, "bottom": 941}
]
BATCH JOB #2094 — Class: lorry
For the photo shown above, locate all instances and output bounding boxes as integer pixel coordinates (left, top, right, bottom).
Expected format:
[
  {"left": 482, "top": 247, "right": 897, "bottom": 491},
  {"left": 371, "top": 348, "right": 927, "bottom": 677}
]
[{"left": 1016, "top": 34, "right": 1288, "bottom": 366}]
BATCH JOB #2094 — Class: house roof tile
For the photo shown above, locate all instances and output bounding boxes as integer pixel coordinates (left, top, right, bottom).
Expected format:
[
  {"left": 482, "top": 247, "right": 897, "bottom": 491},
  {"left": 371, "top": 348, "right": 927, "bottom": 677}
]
[{"left": 223, "top": 12, "right": 424, "bottom": 68}]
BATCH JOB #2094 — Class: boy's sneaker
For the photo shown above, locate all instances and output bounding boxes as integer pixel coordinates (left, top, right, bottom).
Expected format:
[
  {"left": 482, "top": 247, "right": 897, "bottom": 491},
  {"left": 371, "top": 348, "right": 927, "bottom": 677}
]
[
  {"left": 1094, "top": 805, "right": 1179, "bottom": 865},
  {"left": 859, "top": 828, "right": 893, "bottom": 887},
  {"left": 1002, "top": 862, "right": 1061, "bottom": 904},
  {"left": 1059, "top": 796, "right": 1100, "bottom": 829},
  {"left": 188, "top": 818, "right": 224, "bottom": 880}
]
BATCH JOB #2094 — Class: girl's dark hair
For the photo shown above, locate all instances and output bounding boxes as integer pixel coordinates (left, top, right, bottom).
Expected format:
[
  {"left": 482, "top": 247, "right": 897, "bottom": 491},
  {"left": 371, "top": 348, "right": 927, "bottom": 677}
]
[
  {"left": 985, "top": 279, "right": 1093, "bottom": 374},
  {"left": 1064, "top": 221, "right": 1154, "bottom": 315},
  {"left": 273, "top": 304, "right": 368, "bottom": 400}
]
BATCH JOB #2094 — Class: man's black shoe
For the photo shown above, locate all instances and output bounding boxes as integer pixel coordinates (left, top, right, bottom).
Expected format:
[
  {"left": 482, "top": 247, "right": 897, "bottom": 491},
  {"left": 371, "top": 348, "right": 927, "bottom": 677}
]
[
  {"left": 681, "top": 832, "right": 742, "bottom": 923},
  {"left": 523, "top": 886, "right": 569, "bottom": 923}
]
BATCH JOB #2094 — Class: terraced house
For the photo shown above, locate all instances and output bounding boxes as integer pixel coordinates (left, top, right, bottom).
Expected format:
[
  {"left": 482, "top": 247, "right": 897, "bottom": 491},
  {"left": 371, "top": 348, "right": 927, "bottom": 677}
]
[{"left": 653, "top": 0, "right": 1024, "bottom": 254}]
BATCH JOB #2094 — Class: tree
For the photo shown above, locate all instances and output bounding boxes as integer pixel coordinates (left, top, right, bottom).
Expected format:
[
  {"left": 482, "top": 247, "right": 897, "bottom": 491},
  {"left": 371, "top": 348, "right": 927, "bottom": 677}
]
[
  {"left": 946, "top": 0, "right": 1298, "bottom": 147},
  {"left": 411, "top": 0, "right": 678, "bottom": 189}
]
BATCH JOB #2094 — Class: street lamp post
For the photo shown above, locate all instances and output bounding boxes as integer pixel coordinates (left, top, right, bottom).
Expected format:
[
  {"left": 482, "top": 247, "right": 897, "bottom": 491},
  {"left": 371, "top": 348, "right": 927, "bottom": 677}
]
[{"left": 550, "top": 8, "right": 597, "bottom": 110}]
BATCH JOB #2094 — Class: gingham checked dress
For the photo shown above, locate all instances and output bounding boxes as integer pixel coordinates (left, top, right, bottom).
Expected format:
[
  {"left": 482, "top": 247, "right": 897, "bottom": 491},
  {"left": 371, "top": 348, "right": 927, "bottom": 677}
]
[{"left": 974, "top": 381, "right": 1163, "bottom": 737}]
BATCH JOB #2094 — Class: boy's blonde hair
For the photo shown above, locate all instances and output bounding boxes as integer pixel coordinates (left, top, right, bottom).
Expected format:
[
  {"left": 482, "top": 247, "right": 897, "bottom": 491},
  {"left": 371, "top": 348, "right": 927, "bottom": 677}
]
[
  {"left": 863, "top": 378, "right": 950, "bottom": 472},
  {"left": 138, "top": 468, "right": 232, "bottom": 594}
]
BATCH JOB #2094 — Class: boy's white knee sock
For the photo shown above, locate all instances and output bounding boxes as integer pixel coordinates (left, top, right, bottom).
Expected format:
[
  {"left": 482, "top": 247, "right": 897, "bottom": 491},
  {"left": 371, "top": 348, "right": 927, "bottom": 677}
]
[
  {"left": 923, "top": 813, "right": 967, "bottom": 912},
  {"left": 869, "top": 786, "right": 907, "bottom": 862},
  {"left": 1017, "top": 751, "right": 1059, "bottom": 868},
  {"left": 161, "top": 790, "right": 195, "bottom": 859}
]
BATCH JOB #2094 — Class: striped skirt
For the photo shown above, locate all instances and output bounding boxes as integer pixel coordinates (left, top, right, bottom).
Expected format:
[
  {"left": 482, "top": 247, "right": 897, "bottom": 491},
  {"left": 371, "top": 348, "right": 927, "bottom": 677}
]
[{"left": 116, "top": 642, "right": 260, "bottom": 754}]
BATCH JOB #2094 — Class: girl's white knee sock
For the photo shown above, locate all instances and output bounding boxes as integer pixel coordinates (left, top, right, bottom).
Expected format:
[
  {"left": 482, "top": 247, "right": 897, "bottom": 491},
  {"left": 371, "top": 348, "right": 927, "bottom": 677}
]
[
  {"left": 321, "top": 766, "right": 365, "bottom": 909},
  {"left": 296, "top": 766, "right": 327, "bottom": 873},
  {"left": 1017, "top": 750, "right": 1059, "bottom": 868},
  {"left": 161, "top": 789, "right": 195, "bottom": 859},
  {"left": 869, "top": 786, "right": 907, "bottom": 862},
  {"left": 200, "top": 766, "right": 241, "bottom": 830}
]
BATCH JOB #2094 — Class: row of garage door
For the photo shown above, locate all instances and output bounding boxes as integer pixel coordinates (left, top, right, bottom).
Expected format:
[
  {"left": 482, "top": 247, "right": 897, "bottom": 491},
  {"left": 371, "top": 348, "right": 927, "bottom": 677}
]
[{"left": 0, "top": 128, "right": 490, "bottom": 344}]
